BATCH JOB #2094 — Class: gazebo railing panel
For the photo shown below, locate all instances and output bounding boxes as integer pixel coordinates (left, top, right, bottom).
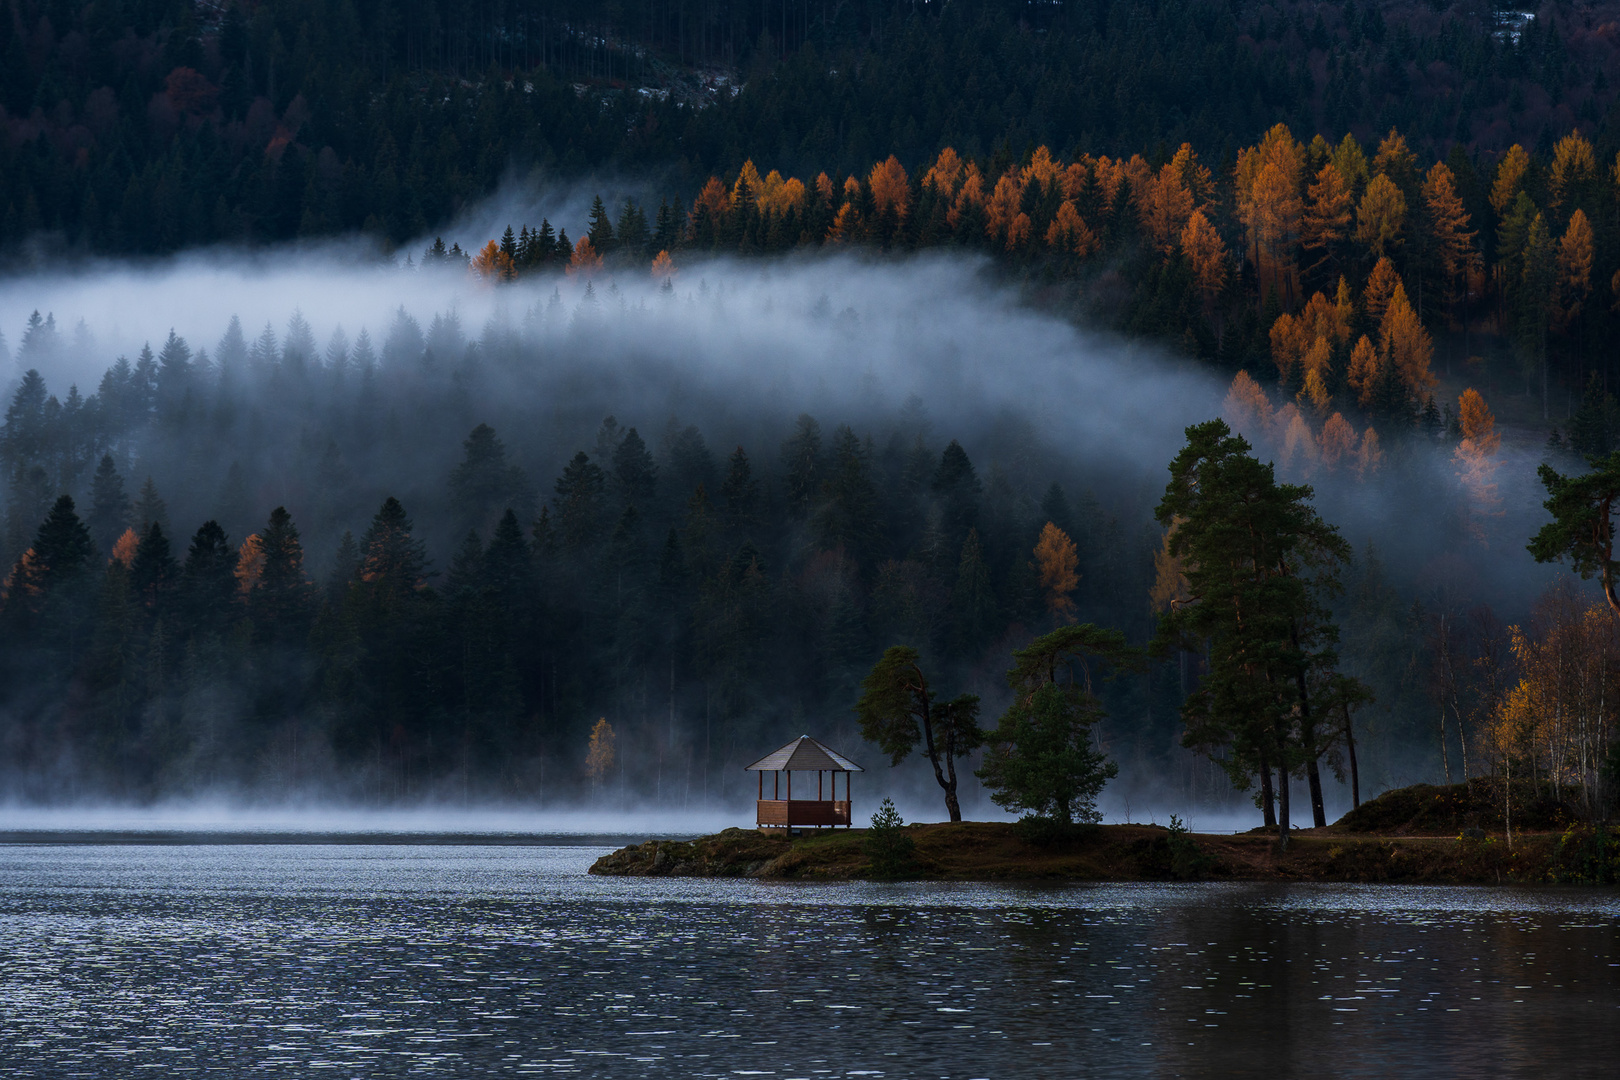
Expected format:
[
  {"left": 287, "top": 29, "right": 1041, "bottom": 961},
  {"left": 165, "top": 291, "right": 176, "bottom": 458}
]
[{"left": 756, "top": 799, "right": 850, "bottom": 827}]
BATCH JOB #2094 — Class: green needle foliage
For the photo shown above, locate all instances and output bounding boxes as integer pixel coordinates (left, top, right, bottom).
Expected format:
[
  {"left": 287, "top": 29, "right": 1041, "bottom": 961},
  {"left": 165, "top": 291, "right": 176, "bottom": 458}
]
[
  {"left": 976, "top": 624, "right": 1140, "bottom": 826},
  {"left": 1153, "top": 420, "right": 1369, "bottom": 849},
  {"left": 863, "top": 797, "right": 916, "bottom": 880},
  {"left": 1528, "top": 452, "right": 1620, "bottom": 616}
]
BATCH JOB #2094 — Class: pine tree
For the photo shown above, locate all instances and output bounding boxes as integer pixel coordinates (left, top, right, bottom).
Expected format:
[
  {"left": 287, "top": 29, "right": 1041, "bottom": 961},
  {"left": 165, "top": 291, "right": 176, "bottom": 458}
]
[{"left": 87, "top": 454, "right": 131, "bottom": 555}]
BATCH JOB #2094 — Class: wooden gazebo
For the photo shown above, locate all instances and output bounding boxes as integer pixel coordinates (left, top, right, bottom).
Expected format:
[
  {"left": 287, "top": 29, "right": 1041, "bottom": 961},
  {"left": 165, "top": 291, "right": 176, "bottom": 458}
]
[{"left": 745, "top": 736, "right": 864, "bottom": 829}]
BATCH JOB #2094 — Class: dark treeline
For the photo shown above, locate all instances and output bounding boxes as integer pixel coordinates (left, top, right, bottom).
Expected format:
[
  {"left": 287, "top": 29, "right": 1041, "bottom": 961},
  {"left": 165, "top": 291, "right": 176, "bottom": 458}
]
[
  {"left": 0, "top": 291, "right": 1187, "bottom": 802},
  {"left": 1, "top": 0, "right": 1614, "bottom": 254}
]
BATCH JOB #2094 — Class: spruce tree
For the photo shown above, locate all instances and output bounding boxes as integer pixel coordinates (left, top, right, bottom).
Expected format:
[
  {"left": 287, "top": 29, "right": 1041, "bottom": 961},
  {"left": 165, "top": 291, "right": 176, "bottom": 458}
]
[{"left": 87, "top": 454, "right": 131, "bottom": 555}]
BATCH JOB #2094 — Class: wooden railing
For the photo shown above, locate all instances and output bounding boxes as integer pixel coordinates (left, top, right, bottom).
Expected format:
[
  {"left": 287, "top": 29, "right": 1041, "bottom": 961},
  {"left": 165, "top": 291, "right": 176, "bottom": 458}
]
[{"left": 757, "top": 799, "right": 851, "bottom": 827}]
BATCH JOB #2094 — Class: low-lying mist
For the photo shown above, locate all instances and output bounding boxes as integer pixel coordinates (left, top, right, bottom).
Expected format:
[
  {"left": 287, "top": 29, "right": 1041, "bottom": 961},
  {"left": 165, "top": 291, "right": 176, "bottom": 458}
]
[{"left": 0, "top": 235, "right": 1563, "bottom": 831}]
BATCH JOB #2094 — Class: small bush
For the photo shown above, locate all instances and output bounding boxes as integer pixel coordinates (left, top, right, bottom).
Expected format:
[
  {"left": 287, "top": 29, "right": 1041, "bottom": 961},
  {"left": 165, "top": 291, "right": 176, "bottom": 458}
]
[
  {"left": 1550, "top": 824, "right": 1620, "bottom": 884},
  {"left": 1166, "top": 814, "right": 1214, "bottom": 879},
  {"left": 863, "top": 798, "right": 917, "bottom": 879}
]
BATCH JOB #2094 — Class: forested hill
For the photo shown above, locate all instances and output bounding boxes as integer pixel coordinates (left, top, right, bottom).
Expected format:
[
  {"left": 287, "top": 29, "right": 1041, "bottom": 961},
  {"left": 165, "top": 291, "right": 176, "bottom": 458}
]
[{"left": 2, "top": 0, "right": 1618, "bottom": 254}]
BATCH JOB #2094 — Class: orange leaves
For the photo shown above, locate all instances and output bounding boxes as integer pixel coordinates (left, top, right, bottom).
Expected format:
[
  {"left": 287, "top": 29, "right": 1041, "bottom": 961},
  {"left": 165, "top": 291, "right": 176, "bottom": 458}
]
[
  {"left": 1139, "top": 163, "right": 1195, "bottom": 256},
  {"left": 1223, "top": 370, "right": 1274, "bottom": 438},
  {"left": 731, "top": 159, "right": 764, "bottom": 206},
  {"left": 1045, "top": 201, "right": 1098, "bottom": 257},
  {"left": 1355, "top": 173, "right": 1406, "bottom": 259},
  {"left": 651, "top": 250, "right": 675, "bottom": 281},
  {"left": 1181, "top": 210, "right": 1227, "bottom": 301},
  {"left": 1021, "top": 145, "right": 1063, "bottom": 196},
  {"left": 1380, "top": 283, "right": 1436, "bottom": 396},
  {"left": 1454, "top": 388, "right": 1503, "bottom": 543},
  {"left": 584, "top": 717, "right": 617, "bottom": 782},
  {"left": 868, "top": 155, "right": 911, "bottom": 222},
  {"left": 111, "top": 528, "right": 140, "bottom": 568},
  {"left": 1269, "top": 289, "right": 1349, "bottom": 387},
  {"left": 1457, "top": 388, "right": 1499, "bottom": 453},
  {"left": 1301, "top": 163, "right": 1352, "bottom": 273},
  {"left": 567, "top": 235, "right": 603, "bottom": 277},
  {"left": 1490, "top": 144, "right": 1531, "bottom": 216},
  {"left": 1318, "top": 413, "right": 1358, "bottom": 467},
  {"left": 1548, "top": 130, "right": 1596, "bottom": 211},
  {"left": 1557, "top": 208, "right": 1594, "bottom": 327},
  {"left": 471, "top": 239, "right": 514, "bottom": 282},
  {"left": 692, "top": 176, "right": 729, "bottom": 230},
  {"left": 1034, "top": 522, "right": 1080, "bottom": 624},
  {"left": 921, "top": 147, "right": 965, "bottom": 196},
  {"left": 985, "top": 172, "right": 1026, "bottom": 247},
  {"left": 1347, "top": 335, "right": 1380, "bottom": 407},
  {"left": 235, "top": 534, "right": 265, "bottom": 595},
  {"left": 1422, "top": 162, "right": 1476, "bottom": 282},
  {"left": 1363, "top": 256, "right": 1401, "bottom": 324},
  {"left": 946, "top": 162, "right": 985, "bottom": 231}
]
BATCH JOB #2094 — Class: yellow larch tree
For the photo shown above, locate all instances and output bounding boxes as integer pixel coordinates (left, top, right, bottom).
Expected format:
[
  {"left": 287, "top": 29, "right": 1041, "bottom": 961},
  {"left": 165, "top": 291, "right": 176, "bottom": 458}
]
[
  {"left": 1363, "top": 256, "right": 1402, "bottom": 324},
  {"left": 1140, "top": 163, "right": 1195, "bottom": 256},
  {"left": 985, "top": 172, "right": 1026, "bottom": 247},
  {"left": 1180, "top": 209, "right": 1227, "bottom": 308},
  {"left": 1223, "top": 370, "right": 1274, "bottom": 436},
  {"left": 1490, "top": 145, "right": 1531, "bottom": 216},
  {"left": 1422, "top": 162, "right": 1476, "bottom": 283},
  {"left": 1318, "top": 413, "right": 1358, "bottom": 469},
  {"left": 1355, "top": 173, "right": 1406, "bottom": 260},
  {"left": 1379, "top": 283, "right": 1437, "bottom": 400},
  {"left": 921, "top": 147, "right": 965, "bottom": 197},
  {"left": 567, "top": 235, "right": 603, "bottom": 277},
  {"left": 585, "top": 717, "right": 617, "bottom": 789},
  {"left": 868, "top": 155, "right": 911, "bottom": 225},
  {"left": 1346, "top": 334, "right": 1381, "bottom": 407},
  {"left": 947, "top": 163, "right": 985, "bottom": 232},
  {"left": 235, "top": 533, "right": 265, "bottom": 594},
  {"left": 111, "top": 527, "right": 140, "bottom": 567},
  {"left": 1301, "top": 162, "right": 1353, "bottom": 279},
  {"left": 1033, "top": 522, "right": 1080, "bottom": 626},
  {"left": 1556, "top": 208, "right": 1594, "bottom": 332},
  {"left": 1046, "top": 201, "right": 1099, "bottom": 257},
  {"left": 1371, "top": 129, "right": 1418, "bottom": 192},
  {"left": 1548, "top": 130, "right": 1596, "bottom": 212}
]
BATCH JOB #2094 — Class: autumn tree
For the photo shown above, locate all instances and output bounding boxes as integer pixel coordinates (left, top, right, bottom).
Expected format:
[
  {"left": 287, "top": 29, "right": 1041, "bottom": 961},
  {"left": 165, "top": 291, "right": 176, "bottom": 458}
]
[
  {"left": 1301, "top": 163, "right": 1353, "bottom": 282},
  {"left": 1034, "top": 522, "right": 1080, "bottom": 625},
  {"left": 1355, "top": 173, "right": 1406, "bottom": 261},
  {"left": 585, "top": 717, "right": 617, "bottom": 792},
  {"left": 1454, "top": 389, "right": 1503, "bottom": 542},
  {"left": 856, "top": 645, "right": 982, "bottom": 821},
  {"left": 1181, "top": 209, "right": 1227, "bottom": 314}
]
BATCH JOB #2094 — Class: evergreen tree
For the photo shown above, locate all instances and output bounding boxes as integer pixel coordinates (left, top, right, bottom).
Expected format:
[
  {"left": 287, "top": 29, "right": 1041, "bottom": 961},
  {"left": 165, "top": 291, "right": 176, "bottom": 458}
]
[{"left": 87, "top": 455, "right": 132, "bottom": 556}]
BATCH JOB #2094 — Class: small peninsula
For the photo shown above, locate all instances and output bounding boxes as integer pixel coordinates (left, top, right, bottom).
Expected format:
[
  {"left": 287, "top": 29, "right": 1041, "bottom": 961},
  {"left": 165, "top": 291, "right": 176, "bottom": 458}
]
[{"left": 589, "top": 782, "right": 1616, "bottom": 885}]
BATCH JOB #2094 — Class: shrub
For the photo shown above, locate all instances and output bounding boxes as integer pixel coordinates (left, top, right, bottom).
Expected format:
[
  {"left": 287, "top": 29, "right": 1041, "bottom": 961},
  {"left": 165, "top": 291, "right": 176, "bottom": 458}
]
[{"left": 863, "top": 798, "right": 917, "bottom": 879}]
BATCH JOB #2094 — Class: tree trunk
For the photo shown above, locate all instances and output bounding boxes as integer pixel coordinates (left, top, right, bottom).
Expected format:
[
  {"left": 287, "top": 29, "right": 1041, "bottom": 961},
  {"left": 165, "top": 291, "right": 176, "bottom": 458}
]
[
  {"left": 1343, "top": 702, "right": 1361, "bottom": 809},
  {"left": 1306, "top": 757, "right": 1327, "bottom": 828},
  {"left": 1259, "top": 751, "right": 1277, "bottom": 828},
  {"left": 1276, "top": 764, "right": 1291, "bottom": 850}
]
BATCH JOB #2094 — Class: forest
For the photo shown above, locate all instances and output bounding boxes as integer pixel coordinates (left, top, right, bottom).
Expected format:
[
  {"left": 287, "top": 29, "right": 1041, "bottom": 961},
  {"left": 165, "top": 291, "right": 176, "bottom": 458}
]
[{"left": 3, "top": 0, "right": 1620, "bottom": 824}]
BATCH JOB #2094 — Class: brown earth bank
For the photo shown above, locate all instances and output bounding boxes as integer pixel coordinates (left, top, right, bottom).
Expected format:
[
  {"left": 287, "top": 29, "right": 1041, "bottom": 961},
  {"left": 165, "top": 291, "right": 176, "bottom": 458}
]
[{"left": 588, "top": 784, "right": 1620, "bottom": 885}]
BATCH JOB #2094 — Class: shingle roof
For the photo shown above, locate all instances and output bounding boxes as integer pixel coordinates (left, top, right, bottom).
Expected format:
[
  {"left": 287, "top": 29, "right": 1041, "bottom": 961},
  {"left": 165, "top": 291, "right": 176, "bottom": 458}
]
[{"left": 744, "top": 736, "right": 864, "bottom": 772}]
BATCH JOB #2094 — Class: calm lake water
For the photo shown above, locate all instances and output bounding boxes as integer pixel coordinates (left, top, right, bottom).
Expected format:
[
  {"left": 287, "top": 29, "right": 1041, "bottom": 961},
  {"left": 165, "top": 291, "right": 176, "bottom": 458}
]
[{"left": 0, "top": 841, "right": 1615, "bottom": 1078}]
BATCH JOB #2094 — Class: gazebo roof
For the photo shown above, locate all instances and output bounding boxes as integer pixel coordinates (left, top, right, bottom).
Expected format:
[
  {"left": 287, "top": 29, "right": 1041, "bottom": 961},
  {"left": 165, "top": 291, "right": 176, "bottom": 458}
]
[{"left": 744, "top": 736, "right": 864, "bottom": 773}]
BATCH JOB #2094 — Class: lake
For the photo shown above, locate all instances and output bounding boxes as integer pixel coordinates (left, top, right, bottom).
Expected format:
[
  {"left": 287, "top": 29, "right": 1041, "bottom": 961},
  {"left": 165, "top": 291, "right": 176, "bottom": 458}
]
[{"left": 0, "top": 840, "right": 1615, "bottom": 1077}]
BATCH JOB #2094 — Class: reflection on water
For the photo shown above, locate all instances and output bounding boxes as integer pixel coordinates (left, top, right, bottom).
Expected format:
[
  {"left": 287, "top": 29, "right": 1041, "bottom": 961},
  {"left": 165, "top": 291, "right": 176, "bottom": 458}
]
[{"left": 0, "top": 843, "right": 1615, "bottom": 1077}]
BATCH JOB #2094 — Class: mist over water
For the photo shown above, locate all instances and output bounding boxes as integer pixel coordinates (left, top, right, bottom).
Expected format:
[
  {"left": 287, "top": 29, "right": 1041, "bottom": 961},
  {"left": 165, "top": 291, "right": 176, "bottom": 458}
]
[{"left": 0, "top": 230, "right": 1564, "bottom": 827}]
